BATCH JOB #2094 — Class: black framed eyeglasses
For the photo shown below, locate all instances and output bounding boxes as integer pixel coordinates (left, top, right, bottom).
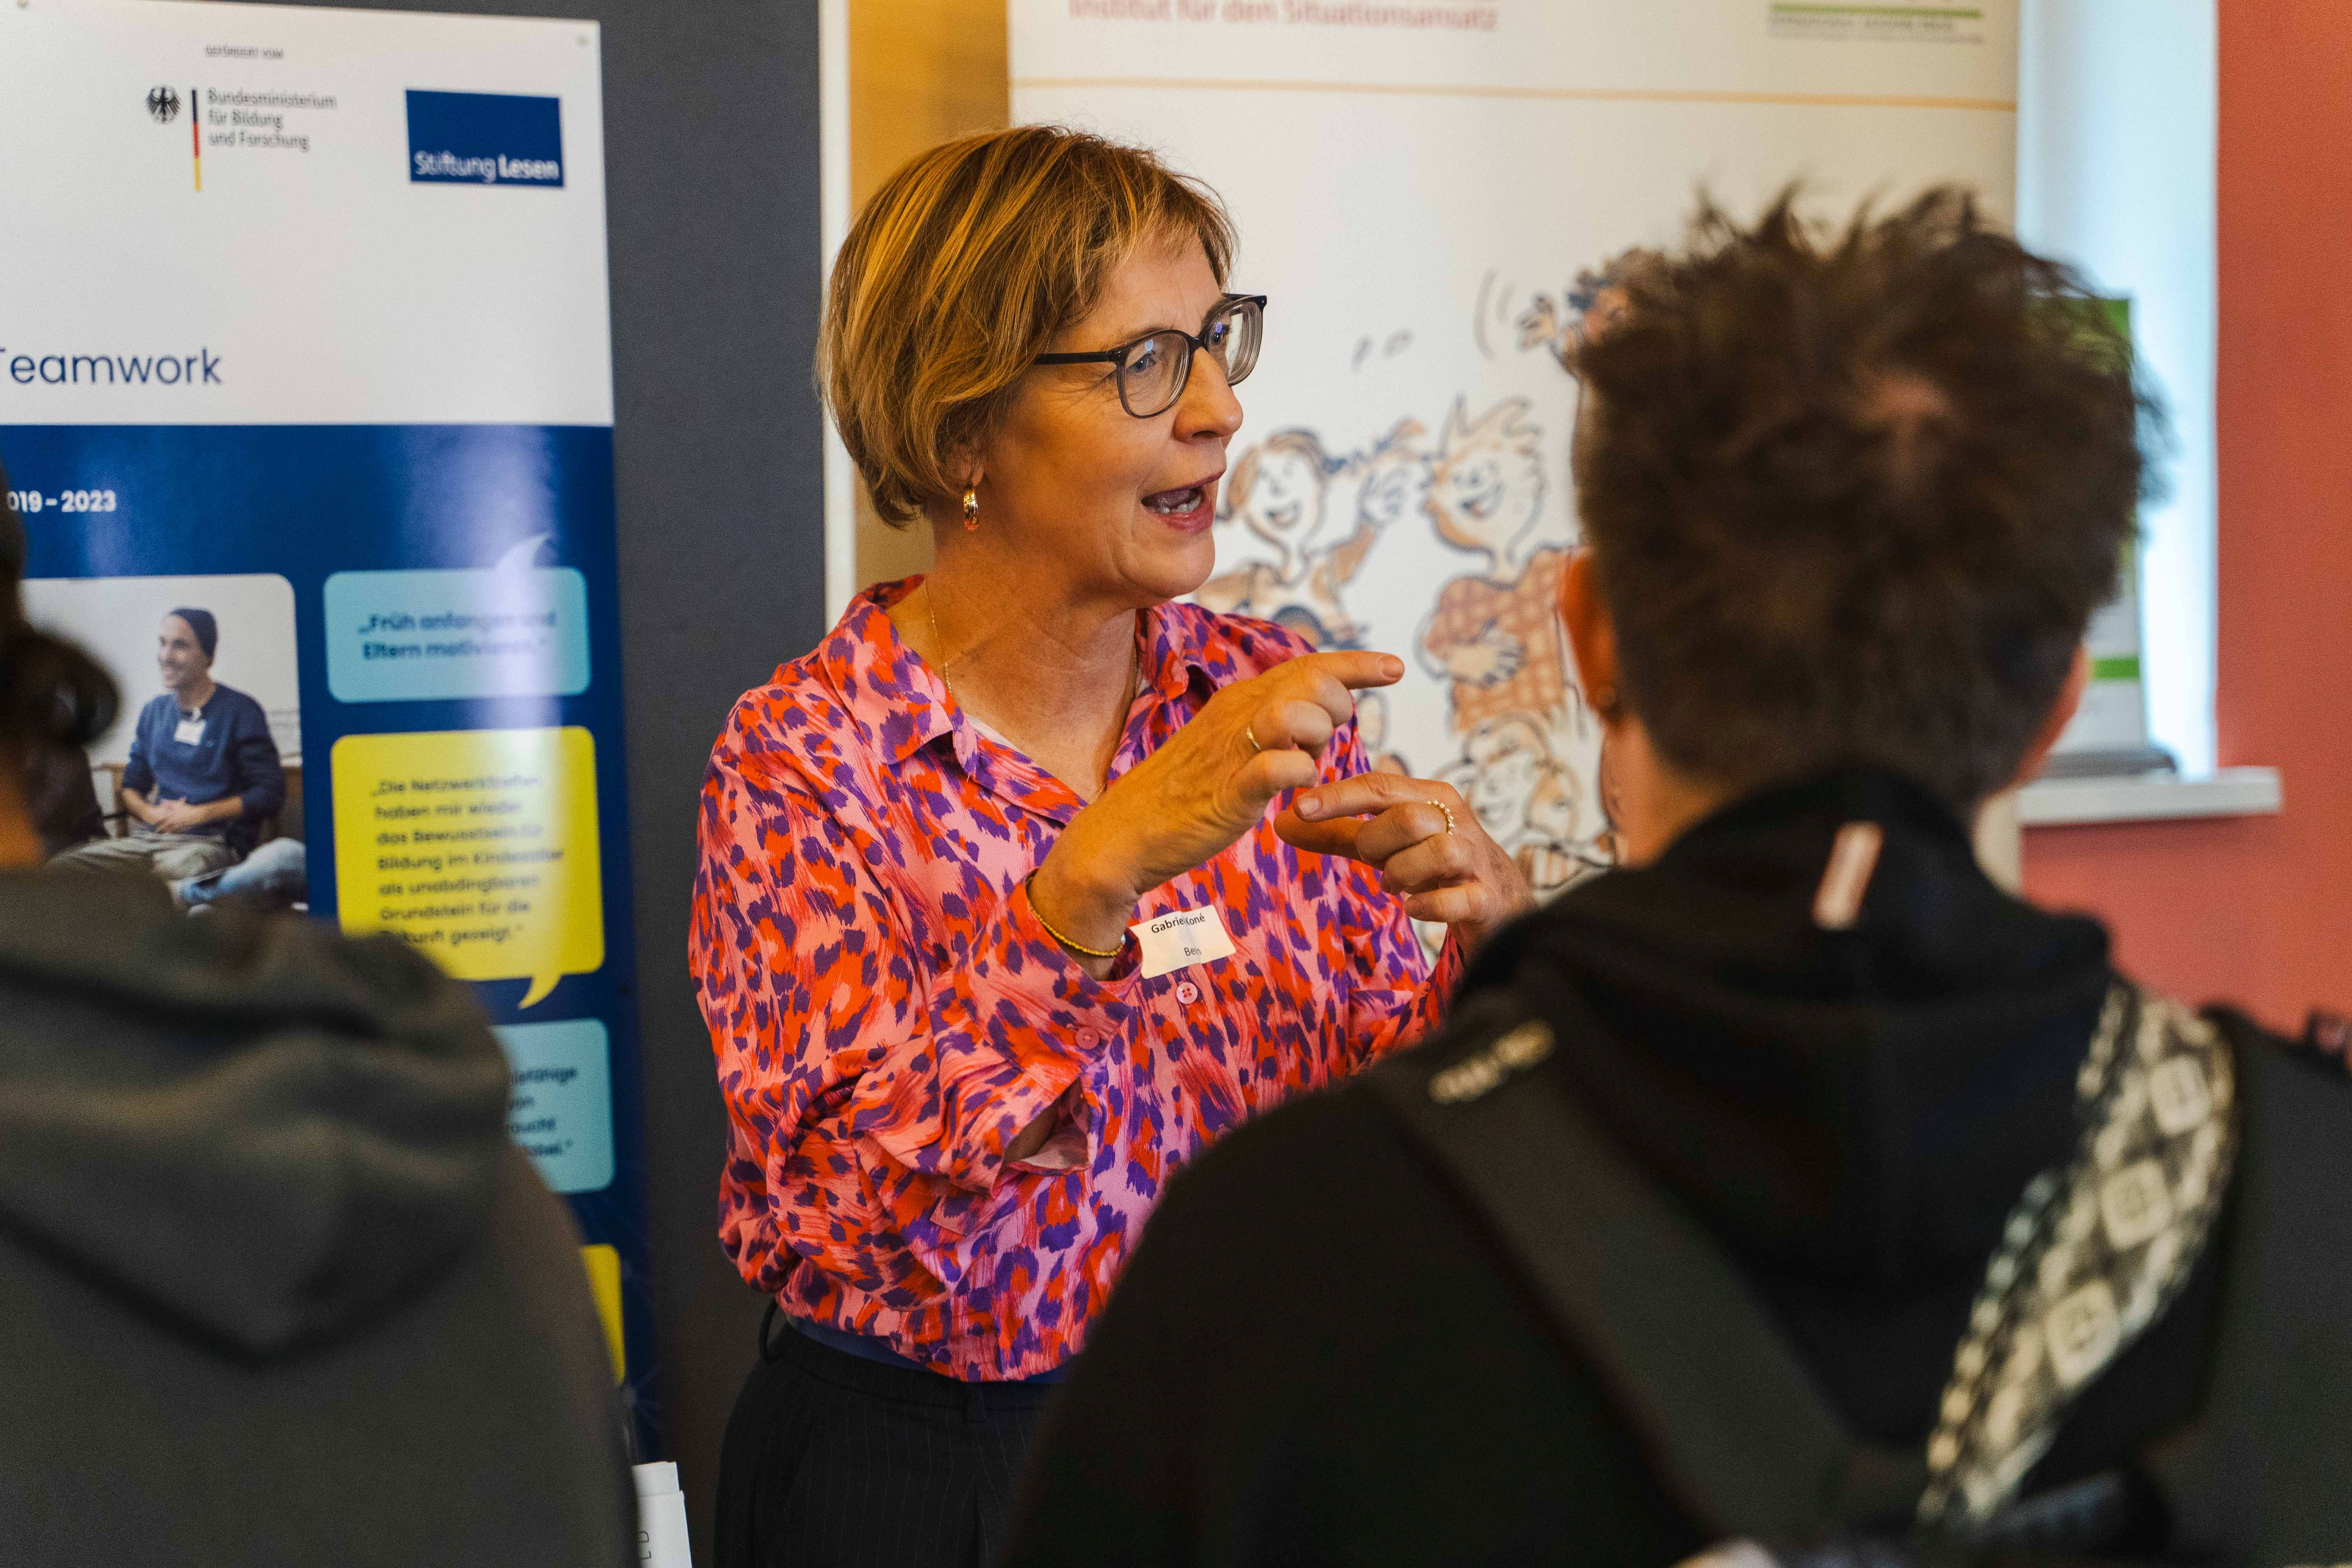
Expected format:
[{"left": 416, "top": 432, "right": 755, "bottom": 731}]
[{"left": 1034, "top": 293, "right": 1267, "bottom": 419}]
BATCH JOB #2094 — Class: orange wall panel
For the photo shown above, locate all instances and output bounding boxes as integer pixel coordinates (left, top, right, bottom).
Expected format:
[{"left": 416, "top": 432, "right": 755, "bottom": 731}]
[
  {"left": 2022, "top": 0, "right": 2352, "bottom": 1033},
  {"left": 846, "top": 0, "right": 1009, "bottom": 592}
]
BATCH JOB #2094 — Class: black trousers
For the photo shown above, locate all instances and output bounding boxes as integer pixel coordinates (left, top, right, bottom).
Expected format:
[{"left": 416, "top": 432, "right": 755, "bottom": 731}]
[{"left": 715, "top": 1311, "right": 1058, "bottom": 1568}]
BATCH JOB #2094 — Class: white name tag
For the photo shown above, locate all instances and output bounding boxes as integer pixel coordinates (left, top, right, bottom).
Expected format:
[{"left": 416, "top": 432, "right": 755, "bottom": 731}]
[
  {"left": 1131, "top": 904, "right": 1236, "bottom": 981},
  {"left": 173, "top": 717, "right": 207, "bottom": 746}
]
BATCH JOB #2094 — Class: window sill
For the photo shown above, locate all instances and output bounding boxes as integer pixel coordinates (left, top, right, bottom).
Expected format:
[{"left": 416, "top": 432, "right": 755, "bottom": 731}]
[{"left": 2020, "top": 767, "right": 2282, "bottom": 828}]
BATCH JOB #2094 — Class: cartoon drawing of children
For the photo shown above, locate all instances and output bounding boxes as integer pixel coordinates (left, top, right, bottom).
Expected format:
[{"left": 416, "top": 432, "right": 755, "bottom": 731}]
[
  {"left": 1354, "top": 422, "right": 1433, "bottom": 534},
  {"left": 1414, "top": 396, "right": 1582, "bottom": 737},
  {"left": 1292, "top": 419, "right": 1427, "bottom": 648},
  {"left": 1518, "top": 252, "right": 1657, "bottom": 374},
  {"left": 1196, "top": 429, "right": 1332, "bottom": 613},
  {"left": 1446, "top": 711, "right": 1554, "bottom": 839},
  {"left": 1234, "top": 429, "right": 1330, "bottom": 552},
  {"left": 1354, "top": 691, "right": 1412, "bottom": 778},
  {"left": 1440, "top": 712, "right": 1607, "bottom": 897},
  {"left": 1198, "top": 421, "right": 1424, "bottom": 651}
]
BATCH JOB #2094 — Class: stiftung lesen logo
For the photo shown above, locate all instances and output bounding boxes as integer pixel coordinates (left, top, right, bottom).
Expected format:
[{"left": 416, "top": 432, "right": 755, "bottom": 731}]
[
  {"left": 405, "top": 91, "right": 564, "bottom": 189},
  {"left": 412, "top": 149, "right": 560, "bottom": 183}
]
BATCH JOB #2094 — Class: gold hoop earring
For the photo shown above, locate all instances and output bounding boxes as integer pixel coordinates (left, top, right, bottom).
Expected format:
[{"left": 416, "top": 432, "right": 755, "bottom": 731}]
[{"left": 961, "top": 490, "right": 980, "bottom": 532}]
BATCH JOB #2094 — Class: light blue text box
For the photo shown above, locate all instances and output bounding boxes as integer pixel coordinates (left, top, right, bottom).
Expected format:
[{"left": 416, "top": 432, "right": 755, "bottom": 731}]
[
  {"left": 494, "top": 1018, "right": 613, "bottom": 1194},
  {"left": 325, "top": 566, "right": 590, "bottom": 703}
]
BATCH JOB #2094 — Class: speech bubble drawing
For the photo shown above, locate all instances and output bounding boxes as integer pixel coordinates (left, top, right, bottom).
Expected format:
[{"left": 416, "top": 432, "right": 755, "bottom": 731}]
[
  {"left": 494, "top": 1018, "right": 614, "bottom": 1193},
  {"left": 323, "top": 561, "right": 590, "bottom": 703},
  {"left": 332, "top": 726, "right": 603, "bottom": 1007}
]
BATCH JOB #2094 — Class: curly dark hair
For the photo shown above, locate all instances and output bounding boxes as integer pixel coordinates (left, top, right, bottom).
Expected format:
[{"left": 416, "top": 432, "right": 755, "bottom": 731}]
[{"left": 1571, "top": 187, "right": 2156, "bottom": 811}]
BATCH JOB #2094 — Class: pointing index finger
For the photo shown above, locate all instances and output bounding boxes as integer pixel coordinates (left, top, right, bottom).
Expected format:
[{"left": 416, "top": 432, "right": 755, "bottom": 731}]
[{"left": 1289, "top": 650, "right": 1406, "bottom": 693}]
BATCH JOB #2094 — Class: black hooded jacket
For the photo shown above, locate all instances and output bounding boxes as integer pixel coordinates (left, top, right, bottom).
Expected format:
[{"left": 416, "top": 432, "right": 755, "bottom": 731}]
[
  {"left": 1000, "top": 770, "right": 2265, "bottom": 1568},
  {"left": 0, "top": 872, "right": 633, "bottom": 1566}
]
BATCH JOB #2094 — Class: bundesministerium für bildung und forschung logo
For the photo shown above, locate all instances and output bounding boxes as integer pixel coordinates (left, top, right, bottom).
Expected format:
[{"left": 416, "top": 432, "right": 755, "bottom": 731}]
[{"left": 146, "top": 85, "right": 182, "bottom": 124}]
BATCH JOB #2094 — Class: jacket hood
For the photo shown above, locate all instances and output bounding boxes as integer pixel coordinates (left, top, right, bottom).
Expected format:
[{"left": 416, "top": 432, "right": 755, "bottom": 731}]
[
  {"left": 0, "top": 871, "right": 510, "bottom": 1357},
  {"left": 1471, "top": 767, "right": 2113, "bottom": 1289}
]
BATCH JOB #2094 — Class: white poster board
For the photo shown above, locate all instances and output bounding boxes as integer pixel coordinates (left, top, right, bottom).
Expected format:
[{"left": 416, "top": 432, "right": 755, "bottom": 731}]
[
  {"left": 0, "top": 0, "right": 654, "bottom": 1435},
  {"left": 1015, "top": 0, "right": 2018, "bottom": 899}
]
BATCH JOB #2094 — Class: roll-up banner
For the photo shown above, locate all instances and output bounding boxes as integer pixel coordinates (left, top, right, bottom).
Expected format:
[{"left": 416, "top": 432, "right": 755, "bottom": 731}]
[
  {"left": 0, "top": 0, "right": 659, "bottom": 1447},
  {"left": 1014, "top": 0, "right": 2020, "bottom": 908}
]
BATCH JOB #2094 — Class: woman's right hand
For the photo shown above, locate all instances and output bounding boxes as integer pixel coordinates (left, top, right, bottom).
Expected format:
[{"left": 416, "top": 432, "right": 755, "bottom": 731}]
[{"left": 1029, "top": 650, "right": 1406, "bottom": 971}]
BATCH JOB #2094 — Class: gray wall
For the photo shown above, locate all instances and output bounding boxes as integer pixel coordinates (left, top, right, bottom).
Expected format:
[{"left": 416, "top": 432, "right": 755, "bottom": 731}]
[{"left": 259, "top": 0, "right": 827, "bottom": 1555}]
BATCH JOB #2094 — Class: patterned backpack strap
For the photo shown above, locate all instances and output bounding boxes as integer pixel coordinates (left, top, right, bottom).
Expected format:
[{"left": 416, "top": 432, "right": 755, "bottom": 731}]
[{"left": 1918, "top": 982, "right": 2238, "bottom": 1529}]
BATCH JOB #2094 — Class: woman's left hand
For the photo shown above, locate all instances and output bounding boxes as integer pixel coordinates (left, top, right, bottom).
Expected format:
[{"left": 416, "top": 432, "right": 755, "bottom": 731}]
[{"left": 1274, "top": 773, "right": 1535, "bottom": 953}]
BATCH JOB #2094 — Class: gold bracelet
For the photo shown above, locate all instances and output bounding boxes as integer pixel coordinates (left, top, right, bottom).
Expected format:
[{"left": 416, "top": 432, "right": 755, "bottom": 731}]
[{"left": 1025, "top": 872, "right": 1127, "bottom": 959}]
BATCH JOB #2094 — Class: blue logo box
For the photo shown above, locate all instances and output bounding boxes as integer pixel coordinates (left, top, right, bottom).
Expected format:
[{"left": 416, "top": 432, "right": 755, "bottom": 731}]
[{"left": 407, "top": 90, "right": 564, "bottom": 187}]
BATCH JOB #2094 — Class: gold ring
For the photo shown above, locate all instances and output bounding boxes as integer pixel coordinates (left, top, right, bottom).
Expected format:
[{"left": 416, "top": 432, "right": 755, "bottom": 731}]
[
  {"left": 1428, "top": 799, "right": 1455, "bottom": 835},
  {"left": 1245, "top": 722, "right": 1263, "bottom": 755}
]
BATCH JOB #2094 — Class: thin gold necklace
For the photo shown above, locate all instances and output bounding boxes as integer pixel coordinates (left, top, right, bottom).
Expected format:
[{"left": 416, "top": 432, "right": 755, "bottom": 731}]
[{"left": 922, "top": 585, "right": 959, "bottom": 704}]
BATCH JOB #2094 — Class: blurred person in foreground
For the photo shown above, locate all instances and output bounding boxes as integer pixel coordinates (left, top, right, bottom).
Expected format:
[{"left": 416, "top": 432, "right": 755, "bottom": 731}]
[
  {"left": 0, "top": 466, "right": 633, "bottom": 1564},
  {"left": 1001, "top": 192, "right": 2352, "bottom": 1566},
  {"left": 692, "top": 125, "right": 1531, "bottom": 1568}
]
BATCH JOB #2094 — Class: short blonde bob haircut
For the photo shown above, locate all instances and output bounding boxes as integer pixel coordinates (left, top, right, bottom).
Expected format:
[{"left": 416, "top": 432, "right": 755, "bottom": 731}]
[{"left": 822, "top": 125, "right": 1237, "bottom": 525}]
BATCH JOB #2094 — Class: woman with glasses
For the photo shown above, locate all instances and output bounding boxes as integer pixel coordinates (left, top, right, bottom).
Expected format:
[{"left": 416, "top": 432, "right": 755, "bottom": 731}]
[{"left": 693, "top": 125, "right": 1532, "bottom": 1568}]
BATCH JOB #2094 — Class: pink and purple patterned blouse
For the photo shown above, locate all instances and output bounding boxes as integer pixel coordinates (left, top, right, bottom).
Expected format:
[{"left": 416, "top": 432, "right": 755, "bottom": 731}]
[{"left": 690, "top": 579, "right": 1463, "bottom": 1381}]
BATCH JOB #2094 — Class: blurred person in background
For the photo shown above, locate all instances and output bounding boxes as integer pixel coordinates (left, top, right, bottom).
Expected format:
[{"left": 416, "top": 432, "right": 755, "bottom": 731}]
[{"left": 1000, "top": 192, "right": 2352, "bottom": 1568}]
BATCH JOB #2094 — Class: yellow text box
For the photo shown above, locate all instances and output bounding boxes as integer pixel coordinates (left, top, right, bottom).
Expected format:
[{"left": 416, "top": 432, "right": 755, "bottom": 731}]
[
  {"left": 332, "top": 726, "right": 603, "bottom": 1007},
  {"left": 581, "top": 1243, "right": 625, "bottom": 1384}
]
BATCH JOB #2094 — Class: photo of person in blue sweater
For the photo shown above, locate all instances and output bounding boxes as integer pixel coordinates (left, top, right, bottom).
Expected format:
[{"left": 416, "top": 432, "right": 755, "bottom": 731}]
[{"left": 51, "top": 607, "right": 285, "bottom": 900}]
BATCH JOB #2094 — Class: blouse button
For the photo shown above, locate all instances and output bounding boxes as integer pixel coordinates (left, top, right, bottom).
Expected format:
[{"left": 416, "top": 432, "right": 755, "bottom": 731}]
[{"left": 1174, "top": 980, "right": 1200, "bottom": 1005}]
